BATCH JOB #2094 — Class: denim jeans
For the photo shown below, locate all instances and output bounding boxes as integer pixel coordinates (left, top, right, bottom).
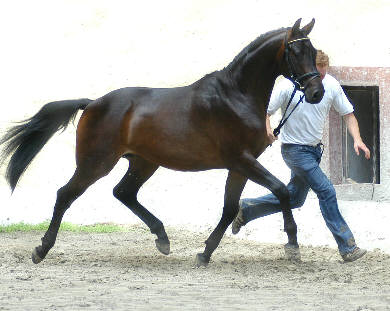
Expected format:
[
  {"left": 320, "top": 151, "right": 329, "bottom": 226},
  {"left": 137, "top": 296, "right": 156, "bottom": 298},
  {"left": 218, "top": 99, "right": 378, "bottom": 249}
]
[{"left": 240, "top": 143, "right": 357, "bottom": 255}]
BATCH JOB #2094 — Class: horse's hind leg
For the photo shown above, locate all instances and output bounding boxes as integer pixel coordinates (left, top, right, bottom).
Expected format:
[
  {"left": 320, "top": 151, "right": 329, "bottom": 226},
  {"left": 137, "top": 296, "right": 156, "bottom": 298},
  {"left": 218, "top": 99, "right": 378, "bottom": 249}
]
[
  {"left": 196, "top": 171, "right": 247, "bottom": 266},
  {"left": 32, "top": 157, "right": 118, "bottom": 264},
  {"left": 113, "top": 155, "right": 170, "bottom": 255}
]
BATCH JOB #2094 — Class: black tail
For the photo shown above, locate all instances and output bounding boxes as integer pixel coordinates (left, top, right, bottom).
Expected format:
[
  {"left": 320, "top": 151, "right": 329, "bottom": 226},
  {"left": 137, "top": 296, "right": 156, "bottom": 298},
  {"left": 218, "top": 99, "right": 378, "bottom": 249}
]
[{"left": 0, "top": 98, "right": 93, "bottom": 191}]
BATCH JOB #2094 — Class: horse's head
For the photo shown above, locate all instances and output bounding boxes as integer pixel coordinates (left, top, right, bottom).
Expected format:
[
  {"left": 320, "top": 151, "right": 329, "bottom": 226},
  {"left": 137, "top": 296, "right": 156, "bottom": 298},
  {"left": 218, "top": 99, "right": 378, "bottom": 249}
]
[{"left": 282, "top": 18, "right": 324, "bottom": 104}]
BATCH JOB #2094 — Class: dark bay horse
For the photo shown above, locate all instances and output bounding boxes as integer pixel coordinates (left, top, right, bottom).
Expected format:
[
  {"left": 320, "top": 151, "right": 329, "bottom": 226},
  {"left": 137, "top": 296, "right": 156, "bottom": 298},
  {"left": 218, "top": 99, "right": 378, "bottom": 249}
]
[{"left": 0, "top": 18, "right": 324, "bottom": 266}]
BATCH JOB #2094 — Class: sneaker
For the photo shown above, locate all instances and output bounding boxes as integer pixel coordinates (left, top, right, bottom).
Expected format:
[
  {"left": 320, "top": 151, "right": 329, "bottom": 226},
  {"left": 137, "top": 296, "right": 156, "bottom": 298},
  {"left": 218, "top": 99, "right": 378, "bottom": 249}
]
[
  {"left": 341, "top": 247, "right": 367, "bottom": 262},
  {"left": 232, "top": 203, "right": 245, "bottom": 235}
]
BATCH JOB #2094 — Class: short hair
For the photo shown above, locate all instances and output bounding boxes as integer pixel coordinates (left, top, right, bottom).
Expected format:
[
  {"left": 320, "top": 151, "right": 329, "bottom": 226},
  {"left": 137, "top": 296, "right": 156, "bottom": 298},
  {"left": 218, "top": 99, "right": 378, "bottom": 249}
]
[{"left": 316, "top": 50, "right": 329, "bottom": 66}]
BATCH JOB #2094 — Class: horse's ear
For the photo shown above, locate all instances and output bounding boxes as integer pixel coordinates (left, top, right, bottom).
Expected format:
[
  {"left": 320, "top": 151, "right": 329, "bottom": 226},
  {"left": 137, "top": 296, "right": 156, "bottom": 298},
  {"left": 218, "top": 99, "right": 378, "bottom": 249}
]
[
  {"left": 301, "top": 18, "right": 315, "bottom": 36},
  {"left": 291, "top": 18, "right": 302, "bottom": 35}
]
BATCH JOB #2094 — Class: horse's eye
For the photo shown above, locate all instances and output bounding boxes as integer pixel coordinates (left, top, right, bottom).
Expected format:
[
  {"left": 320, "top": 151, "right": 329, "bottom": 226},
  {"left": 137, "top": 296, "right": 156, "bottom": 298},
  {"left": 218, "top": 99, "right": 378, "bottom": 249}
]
[{"left": 290, "top": 44, "right": 302, "bottom": 55}]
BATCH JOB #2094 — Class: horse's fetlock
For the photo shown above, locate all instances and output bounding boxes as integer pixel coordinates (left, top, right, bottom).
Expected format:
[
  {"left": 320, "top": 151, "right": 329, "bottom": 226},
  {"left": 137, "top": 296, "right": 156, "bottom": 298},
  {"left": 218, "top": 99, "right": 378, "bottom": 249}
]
[
  {"left": 284, "top": 222, "right": 297, "bottom": 235},
  {"left": 150, "top": 221, "right": 165, "bottom": 236},
  {"left": 41, "top": 235, "right": 55, "bottom": 250}
]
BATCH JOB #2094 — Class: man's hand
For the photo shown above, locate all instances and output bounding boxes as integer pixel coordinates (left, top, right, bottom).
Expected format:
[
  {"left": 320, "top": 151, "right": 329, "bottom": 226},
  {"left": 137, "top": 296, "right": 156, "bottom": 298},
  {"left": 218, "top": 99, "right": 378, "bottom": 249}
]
[
  {"left": 343, "top": 113, "right": 371, "bottom": 160},
  {"left": 354, "top": 140, "right": 370, "bottom": 159},
  {"left": 267, "top": 129, "right": 278, "bottom": 145}
]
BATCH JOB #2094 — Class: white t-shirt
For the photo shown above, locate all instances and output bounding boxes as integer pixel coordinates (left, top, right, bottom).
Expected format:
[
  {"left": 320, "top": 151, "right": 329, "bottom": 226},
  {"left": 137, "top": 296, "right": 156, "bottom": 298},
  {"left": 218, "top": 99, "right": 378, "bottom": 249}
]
[{"left": 267, "top": 74, "right": 354, "bottom": 146}]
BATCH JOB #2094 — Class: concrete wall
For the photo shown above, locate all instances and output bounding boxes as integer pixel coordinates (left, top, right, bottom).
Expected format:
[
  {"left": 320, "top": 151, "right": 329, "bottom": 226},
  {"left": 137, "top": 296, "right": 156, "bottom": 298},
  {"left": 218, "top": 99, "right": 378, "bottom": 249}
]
[{"left": 1, "top": 1, "right": 389, "bottom": 252}]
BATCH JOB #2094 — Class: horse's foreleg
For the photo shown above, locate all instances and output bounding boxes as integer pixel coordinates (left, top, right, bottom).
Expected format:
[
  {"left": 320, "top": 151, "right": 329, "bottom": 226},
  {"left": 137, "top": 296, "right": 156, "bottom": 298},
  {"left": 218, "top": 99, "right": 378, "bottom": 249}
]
[
  {"left": 233, "top": 152, "right": 298, "bottom": 248},
  {"left": 113, "top": 156, "right": 170, "bottom": 255},
  {"left": 196, "top": 171, "right": 247, "bottom": 266}
]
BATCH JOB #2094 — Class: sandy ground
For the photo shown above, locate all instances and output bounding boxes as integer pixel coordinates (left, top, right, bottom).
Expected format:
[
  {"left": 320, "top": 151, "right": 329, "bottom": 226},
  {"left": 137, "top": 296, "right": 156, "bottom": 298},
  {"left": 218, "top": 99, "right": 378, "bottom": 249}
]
[{"left": 1, "top": 225, "right": 390, "bottom": 311}]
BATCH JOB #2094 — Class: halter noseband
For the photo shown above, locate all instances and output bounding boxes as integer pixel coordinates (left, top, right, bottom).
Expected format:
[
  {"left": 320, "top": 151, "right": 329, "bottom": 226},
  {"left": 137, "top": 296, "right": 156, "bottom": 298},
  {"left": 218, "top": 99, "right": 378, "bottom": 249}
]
[{"left": 284, "top": 35, "right": 320, "bottom": 91}]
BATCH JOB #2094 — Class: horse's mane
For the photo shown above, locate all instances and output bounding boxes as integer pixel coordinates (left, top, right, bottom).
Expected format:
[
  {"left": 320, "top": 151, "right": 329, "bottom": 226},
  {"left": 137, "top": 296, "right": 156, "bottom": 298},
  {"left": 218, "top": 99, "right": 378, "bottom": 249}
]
[
  {"left": 193, "top": 27, "right": 288, "bottom": 108},
  {"left": 225, "top": 27, "right": 288, "bottom": 73}
]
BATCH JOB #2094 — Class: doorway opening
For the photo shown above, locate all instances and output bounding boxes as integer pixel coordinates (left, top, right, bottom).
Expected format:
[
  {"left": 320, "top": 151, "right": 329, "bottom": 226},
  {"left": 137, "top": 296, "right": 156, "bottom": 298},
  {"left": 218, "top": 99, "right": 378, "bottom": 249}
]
[{"left": 341, "top": 85, "right": 380, "bottom": 184}]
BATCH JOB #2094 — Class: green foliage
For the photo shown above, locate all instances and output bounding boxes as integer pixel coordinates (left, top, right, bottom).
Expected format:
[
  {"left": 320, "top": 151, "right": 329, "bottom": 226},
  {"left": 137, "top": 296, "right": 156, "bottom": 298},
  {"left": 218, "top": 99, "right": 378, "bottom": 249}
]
[{"left": 0, "top": 221, "right": 127, "bottom": 233}]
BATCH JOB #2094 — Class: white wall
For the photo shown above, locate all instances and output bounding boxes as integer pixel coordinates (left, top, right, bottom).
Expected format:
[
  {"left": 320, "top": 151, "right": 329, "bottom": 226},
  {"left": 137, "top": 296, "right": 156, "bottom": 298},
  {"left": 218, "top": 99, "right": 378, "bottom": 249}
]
[{"left": 1, "top": 0, "right": 389, "bottom": 252}]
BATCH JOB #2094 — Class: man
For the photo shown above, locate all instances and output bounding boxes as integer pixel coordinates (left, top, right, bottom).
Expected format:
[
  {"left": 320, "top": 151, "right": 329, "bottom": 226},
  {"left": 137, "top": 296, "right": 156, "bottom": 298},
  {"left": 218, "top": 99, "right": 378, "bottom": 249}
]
[{"left": 232, "top": 50, "right": 371, "bottom": 262}]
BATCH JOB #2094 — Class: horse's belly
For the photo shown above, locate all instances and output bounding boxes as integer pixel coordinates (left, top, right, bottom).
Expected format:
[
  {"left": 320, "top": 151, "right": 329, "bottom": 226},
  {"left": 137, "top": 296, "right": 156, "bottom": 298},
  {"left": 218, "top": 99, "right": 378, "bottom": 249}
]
[{"left": 126, "top": 138, "right": 224, "bottom": 171}]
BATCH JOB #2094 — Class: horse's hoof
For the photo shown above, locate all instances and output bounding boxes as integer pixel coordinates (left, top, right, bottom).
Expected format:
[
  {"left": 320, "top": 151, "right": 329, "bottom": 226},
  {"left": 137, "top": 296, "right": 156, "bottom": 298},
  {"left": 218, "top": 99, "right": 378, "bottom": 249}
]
[
  {"left": 284, "top": 243, "right": 301, "bottom": 262},
  {"left": 31, "top": 248, "right": 43, "bottom": 264},
  {"left": 195, "top": 253, "right": 209, "bottom": 267},
  {"left": 155, "top": 238, "right": 170, "bottom": 255}
]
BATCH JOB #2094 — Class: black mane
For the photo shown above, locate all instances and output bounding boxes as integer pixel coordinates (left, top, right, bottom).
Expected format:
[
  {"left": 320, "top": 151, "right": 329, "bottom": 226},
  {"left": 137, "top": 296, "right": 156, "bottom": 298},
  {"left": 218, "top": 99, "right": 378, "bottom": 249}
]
[
  {"left": 193, "top": 27, "right": 289, "bottom": 106},
  {"left": 225, "top": 27, "right": 288, "bottom": 73}
]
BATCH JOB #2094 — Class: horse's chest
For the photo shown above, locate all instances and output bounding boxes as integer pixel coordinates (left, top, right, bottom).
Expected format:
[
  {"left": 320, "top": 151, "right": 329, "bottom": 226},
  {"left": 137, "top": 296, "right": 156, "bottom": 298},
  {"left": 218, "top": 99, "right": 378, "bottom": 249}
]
[{"left": 242, "top": 119, "right": 268, "bottom": 151}]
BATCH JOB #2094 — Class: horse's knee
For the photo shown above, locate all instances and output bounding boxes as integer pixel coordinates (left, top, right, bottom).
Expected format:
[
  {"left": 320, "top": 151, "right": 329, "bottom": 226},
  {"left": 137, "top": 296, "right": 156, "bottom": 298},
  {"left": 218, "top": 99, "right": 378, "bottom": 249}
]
[
  {"left": 222, "top": 202, "right": 239, "bottom": 221},
  {"left": 276, "top": 185, "right": 297, "bottom": 235},
  {"left": 273, "top": 184, "right": 290, "bottom": 206},
  {"left": 292, "top": 194, "right": 306, "bottom": 208}
]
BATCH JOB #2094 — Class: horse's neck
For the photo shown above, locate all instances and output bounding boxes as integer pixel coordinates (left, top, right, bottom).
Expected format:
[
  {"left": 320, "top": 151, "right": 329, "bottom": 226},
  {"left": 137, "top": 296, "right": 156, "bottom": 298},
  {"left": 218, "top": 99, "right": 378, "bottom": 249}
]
[{"left": 229, "top": 33, "right": 284, "bottom": 107}]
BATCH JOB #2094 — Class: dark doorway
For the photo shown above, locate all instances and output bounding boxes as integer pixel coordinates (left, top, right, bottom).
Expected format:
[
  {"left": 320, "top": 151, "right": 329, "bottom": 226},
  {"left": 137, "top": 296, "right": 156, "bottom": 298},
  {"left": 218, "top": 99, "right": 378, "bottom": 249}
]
[{"left": 342, "top": 85, "right": 380, "bottom": 184}]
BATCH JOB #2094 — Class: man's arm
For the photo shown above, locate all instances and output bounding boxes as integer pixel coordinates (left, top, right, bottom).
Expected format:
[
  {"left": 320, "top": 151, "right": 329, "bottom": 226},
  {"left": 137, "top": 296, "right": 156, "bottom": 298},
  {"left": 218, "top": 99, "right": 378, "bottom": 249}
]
[
  {"left": 343, "top": 113, "right": 370, "bottom": 159},
  {"left": 266, "top": 113, "right": 277, "bottom": 145},
  {"left": 266, "top": 79, "right": 292, "bottom": 145}
]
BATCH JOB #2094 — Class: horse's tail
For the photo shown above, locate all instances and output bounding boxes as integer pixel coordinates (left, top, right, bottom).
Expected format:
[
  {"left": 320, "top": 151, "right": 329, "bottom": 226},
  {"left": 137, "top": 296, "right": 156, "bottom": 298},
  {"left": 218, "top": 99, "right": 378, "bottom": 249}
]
[{"left": 0, "top": 98, "right": 93, "bottom": 191}]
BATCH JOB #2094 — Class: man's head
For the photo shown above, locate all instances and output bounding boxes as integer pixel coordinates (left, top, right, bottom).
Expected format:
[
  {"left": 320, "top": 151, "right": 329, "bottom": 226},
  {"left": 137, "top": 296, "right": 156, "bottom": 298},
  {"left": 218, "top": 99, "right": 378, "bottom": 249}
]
[{"left": 316, "top": 50, "right": 329, "bottom": 80}]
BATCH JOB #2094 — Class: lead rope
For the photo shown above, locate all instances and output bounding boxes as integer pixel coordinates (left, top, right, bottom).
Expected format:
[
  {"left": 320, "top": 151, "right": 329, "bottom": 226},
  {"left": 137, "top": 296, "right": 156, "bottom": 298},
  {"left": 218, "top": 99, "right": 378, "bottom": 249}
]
[{"left": 273, "top": 87, "right": 305, "bottom": 137}]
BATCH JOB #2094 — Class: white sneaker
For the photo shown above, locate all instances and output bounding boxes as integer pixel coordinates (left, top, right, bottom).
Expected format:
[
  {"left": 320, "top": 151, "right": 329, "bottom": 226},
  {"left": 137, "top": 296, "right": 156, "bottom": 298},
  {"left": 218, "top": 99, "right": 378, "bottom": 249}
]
[{"left": 232, "top": 205, "right": 245, "bottom": 235}]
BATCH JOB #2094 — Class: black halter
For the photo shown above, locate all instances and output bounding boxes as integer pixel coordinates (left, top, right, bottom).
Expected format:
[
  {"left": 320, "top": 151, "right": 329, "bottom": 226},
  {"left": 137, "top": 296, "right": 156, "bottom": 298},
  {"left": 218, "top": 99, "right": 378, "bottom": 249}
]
[
  {"left": 272, "top": 35, "right": 320, "bottom": 138},
  {"left": 284, "top": 35, "right": 320, "bottom": 91}
]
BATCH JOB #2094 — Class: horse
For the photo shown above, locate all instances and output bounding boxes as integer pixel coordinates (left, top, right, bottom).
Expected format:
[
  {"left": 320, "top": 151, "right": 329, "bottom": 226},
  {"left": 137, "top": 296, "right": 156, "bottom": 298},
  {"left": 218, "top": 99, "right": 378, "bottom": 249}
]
[{"left": 0, "top": 18, "right": 324, "bottom": 266}]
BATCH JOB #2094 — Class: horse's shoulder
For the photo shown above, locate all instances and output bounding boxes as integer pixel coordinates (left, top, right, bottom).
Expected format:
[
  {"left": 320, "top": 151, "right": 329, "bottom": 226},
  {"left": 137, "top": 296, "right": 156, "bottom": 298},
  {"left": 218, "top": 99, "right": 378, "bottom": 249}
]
[
  {"left": 192, "top": 72, "right": 237, "bottom": 107},
  {"left": 191, "top": 75, "right": 263, "bottom": 130}
]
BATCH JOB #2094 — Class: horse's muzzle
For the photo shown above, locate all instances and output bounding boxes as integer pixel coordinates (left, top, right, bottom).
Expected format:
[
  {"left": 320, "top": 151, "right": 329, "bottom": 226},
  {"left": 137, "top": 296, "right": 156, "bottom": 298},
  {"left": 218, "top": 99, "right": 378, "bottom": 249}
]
[{"left": 305, "top": 82, "right": 324, "bottom": 104}]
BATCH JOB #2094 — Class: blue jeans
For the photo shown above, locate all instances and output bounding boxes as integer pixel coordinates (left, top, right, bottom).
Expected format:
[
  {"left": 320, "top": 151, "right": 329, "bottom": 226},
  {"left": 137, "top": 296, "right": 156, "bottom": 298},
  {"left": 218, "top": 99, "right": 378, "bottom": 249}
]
[{"left": 240, "top": 143, "right": 357, "bottom": 255}]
